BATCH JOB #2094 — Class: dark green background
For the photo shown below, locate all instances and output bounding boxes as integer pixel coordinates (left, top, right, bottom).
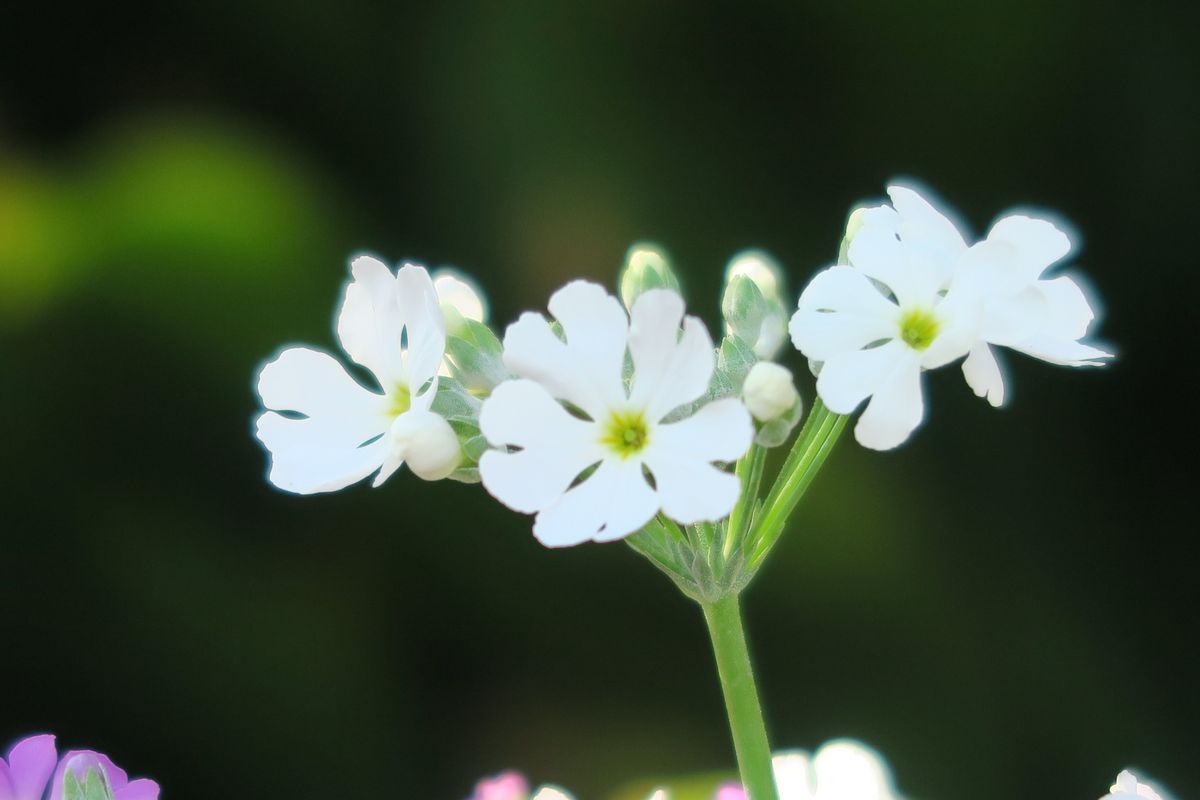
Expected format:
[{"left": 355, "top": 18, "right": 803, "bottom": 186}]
[{"left": 2, "top": 2, "right": 1195, "bottom": 798}]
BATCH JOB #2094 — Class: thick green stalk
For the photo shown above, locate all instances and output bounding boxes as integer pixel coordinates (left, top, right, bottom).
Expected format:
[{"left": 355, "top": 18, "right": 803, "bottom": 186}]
[
  {"left": 749, "top": 399, "right": 848, "bottom": 568},
  {"left": 702, "top": 594, "right": 779, "bottom": 800}
]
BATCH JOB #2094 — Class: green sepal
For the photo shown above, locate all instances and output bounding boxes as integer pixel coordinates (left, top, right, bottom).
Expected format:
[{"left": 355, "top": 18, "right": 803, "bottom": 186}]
[
  {"left": 444, "top": 317, "right": 509, "bottom": 394},
  {"left": 430, "top": 377, "right": 486, "bottom": 484},
  {"left": 721, "top": 273, "right": 788, "bottom": 359},
  {"left": 64, "top": 769, "right": 115, "bottom": 800},
  {"left": 626, "top": 516, "right": 755, "bottom": 603}
]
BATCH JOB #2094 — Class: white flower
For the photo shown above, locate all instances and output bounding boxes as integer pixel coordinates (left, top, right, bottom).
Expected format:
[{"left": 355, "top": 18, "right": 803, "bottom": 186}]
[
  {"left": 958, "top": 214, "right": 1113, "bottom": 406},
  {"left": 1101, "top": 770, "right": 1173, "bottom": 800},
  {"left": 255, "top": 255, "right": 460, "bottom": 493},
  {"left": 791, "top": 184, "right": 1111, "bottom": 449},
  {"left": 789, "top": 186, "right": 979, "bottom": 450},
  {"left": 742, "top": 362, "right": 800, "bottom": 422},
  {"left": 716, "top": 740, "right": 904, "bottom": 800},
  {"left": 479, "top": 281, "right": 754, "bottom": 547}
]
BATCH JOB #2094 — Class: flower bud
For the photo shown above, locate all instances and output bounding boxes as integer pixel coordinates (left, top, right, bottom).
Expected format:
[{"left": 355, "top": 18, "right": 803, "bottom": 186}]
[
  {"left": 722, "top": 250, "right": 789, "bottom": 360},
  {"left": 390, "top": 409, "right": 462, "bottom": 481},
  {"left": 837, "top": 206, "right": 870, "bottom": 265},
  {"left": 725, "top": 250, "right": 784, "bottom": 304},
  {"left": 742, "top": 361, "right": 800, "bottom": 422},
  {"left": 433, "top": 269, "right": 487, "bottom": 333},
  {"left": 619, "top": 243, "right": 680, "bottom": 311}
]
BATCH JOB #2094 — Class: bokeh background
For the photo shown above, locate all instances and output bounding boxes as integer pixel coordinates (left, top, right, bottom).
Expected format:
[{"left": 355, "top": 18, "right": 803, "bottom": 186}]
[{"left": 2, "top": 2, "right": 1196, "bottom": 798}]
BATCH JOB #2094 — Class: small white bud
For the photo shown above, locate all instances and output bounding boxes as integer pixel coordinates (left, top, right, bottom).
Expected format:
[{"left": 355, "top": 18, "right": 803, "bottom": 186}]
[
  {"left": 390, "top": 409, "right": 462, "bottom": 481},
  {"left": 433, "top": 269, "right": 487, "bottom": 332},
  {"left": 742, "top": 361, "right": 800, "bottom": 422}
]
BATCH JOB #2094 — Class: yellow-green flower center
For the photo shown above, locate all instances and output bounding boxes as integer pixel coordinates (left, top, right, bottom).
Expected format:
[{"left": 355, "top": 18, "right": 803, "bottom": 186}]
[
  {"left": 388, "top": 385, "right": 412, "bottom": 418},
  {"left": 899, "top": 308, "right": 940, "bottom": 351},
  {"left": 600, "top": 410, "right": 649, "bottom": 458}
]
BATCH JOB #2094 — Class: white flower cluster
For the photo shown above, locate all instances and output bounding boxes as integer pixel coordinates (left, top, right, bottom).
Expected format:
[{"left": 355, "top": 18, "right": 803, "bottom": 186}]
[
  {"left": 253, "top": 182, "right": 1111, "bottom": 546},
  {"left": 790, "top": 185, "right": 1111, "bottom": 450}
]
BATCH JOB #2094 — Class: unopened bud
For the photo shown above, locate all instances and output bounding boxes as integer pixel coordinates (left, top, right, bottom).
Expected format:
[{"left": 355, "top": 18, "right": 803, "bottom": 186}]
[
  {"left": 433, "top": 269, "right": 487, "bottom": 332},
  {"left": 390, "top": 409, "right": 462, "bottom": 481},
  {"left": 742, "top": 362, "right": 800, "bottom": 422},
  {"left": 837, "top": 207, "right": 870, "bottom": 265},
  {"left": 725, "top": 250, "right": 784, "bottom": 304},
  {"left": 619, "top": 243, "right": 680, "bottom": 311}
]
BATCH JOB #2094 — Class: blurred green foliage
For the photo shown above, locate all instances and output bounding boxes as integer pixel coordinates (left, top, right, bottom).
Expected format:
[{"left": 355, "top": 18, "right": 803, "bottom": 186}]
[{"left": 2, "top": 2, "right": 1196, "bottom": 800}]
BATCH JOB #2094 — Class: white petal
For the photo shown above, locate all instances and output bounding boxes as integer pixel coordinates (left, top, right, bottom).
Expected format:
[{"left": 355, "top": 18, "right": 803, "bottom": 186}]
[
  {"left": 548, "top": 279, "right": 628, "bottom": 386},
  {"left": 846, "top": 223, "right": 942, "bottom": 309},
  {"left": 651, "top": 398, "right": 753, "bottom": 464},
  {"left": 502, "top": 283, "right": 628, "bottom": 419},
  {"left": 1012, "top": 335, "right": 1113, "bottom": 366},
  {"left": 257, "top": 347, "right": 391, "bottom": 445},
  {"left": 771, "top": 752, "right": 814, "bottom": 800},
  {"left": 254, "top": 347, "right": 392, "bottom": 492},
  {"left": 853, "top": 350, "right": 925, "bottom": 450},
  {"left": 1035, "top": 275, "right": 1097, "bottom": 341},
  {"left": 627, "top": 289, "right": 716, "bottom": 421},
  {"left": 979, "top": 285, "right": 1049, "bottom": 346},
  {"left": 887, "top": 184, "right": 968, "bottom": 278},
  {"left": 337, "top": 255, "right": 406, "bottom": 387},
  {"left": 256, "top": 413, "right": 389, "bottom": 494},
  {"left": 643, "top": 452, "right": 741, "bottom": 525},
  {"left": 815, "top": 340, "right": 909, "bottom": 415},
  {"left": 790, "top": 266, "right": 898, "bottom": 362},
  {"left": 479, "top": 380, "right": 602, "bottom": 513},
  {"left": 395, "top": 263, "right": 447, "bottom": 394},
  {"left": 985, "top": 214, "right": 1071, "bottom": 284},
  {"left": 532, "top": 458, "right": 659, "bottom": 547},
  {"left": 812, "top": 740, "right": 899, "bottom": 800},
  {"left": 962, "top": 343, "right": 1006, "bottom": 407}
]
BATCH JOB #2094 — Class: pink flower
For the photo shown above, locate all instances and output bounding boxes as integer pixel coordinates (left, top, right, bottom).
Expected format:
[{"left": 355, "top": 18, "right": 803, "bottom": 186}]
[{"left": 0, "top": 736, "right": 158, "bottom": 800}]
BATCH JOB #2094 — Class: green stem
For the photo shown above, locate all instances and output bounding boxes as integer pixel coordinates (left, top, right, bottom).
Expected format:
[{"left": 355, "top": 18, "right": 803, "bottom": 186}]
[
  {"left": 749, "top": 399, "right": 848, "bottom": 568},
  {"left": 702, "top": 594, "right": 779, "bottom": 800}
]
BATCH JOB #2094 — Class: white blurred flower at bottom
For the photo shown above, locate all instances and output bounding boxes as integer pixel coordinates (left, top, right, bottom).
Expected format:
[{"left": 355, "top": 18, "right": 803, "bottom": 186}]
[
  {"left": 716, "top": 739, "right": 903, "bottom": 800},
  {"left": 1100, "top": 770, "right": 1174, "bottom": 800}
]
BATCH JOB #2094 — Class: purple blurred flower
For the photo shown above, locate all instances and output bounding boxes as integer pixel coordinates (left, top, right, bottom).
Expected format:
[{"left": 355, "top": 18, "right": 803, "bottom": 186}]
[
  {"left": 0, "top": 735, "right": 58, "bottom": 800},
  {"left": 0, "top": 736, "right": 158, "bottom": 800},
  {"left": 49, "top": 751, "right": 159, "bottom": 800}
]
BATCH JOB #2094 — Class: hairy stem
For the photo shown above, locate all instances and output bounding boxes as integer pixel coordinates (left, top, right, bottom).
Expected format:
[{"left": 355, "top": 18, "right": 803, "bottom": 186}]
[{"left": 702, "top": 594, "right": 779, "bottom": 800}]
